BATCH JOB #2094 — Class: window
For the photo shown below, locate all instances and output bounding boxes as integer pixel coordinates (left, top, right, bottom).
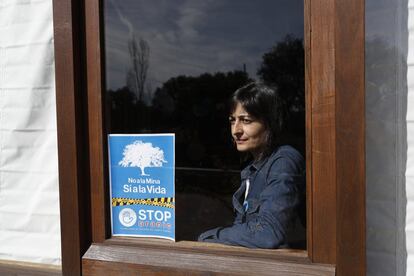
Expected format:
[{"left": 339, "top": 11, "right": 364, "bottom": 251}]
[
  {"left": 53, "top": 0, "right": 365, "bottom": 275},
  {"left": 104, "top": 0, "right": 305, "bottom": 244}
]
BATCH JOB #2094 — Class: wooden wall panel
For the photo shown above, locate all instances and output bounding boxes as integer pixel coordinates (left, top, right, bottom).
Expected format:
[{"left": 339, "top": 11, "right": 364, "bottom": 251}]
[
  {"left": 53, "top": 0, "right": 91, "bottom": 275},
  {"left": 335, "top": 0, "right": 366, "bottom": 274},
  {"left": 308, "top": 0, "right": 365, "bottom": 274},
  {"left": 0, "top": 260, "right": 61, "bottom": 276},
  {"left": 304, "top": 0, "right": 313, "bottom": 258},
  {"left": 309, "top": 0, "right": 337, "bottom": 264},
  {"left": 85, "top": 0, "right": 109, "bottom": 243}
]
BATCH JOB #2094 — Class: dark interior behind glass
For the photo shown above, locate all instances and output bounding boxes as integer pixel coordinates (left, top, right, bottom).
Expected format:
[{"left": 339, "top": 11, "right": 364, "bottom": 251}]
[{"left": 104, "top": 0, "right": 304, "bottom": 242}]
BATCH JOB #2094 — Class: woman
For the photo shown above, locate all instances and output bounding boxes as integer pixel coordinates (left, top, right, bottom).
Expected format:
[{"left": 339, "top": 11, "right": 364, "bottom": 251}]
[{"left": 198, "top": 82, "right": 305, "bottom": 249}]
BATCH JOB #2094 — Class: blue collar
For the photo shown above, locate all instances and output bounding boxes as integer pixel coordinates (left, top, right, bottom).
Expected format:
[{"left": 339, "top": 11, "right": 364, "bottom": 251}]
[{"left": 240, "top": 157, "right": 268, "bottom": 180}]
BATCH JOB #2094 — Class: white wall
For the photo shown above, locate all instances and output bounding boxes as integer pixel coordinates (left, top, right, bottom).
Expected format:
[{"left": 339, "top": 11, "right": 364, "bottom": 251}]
[{"left": 0, "top": 0, "right": 61, "bottom": 265}]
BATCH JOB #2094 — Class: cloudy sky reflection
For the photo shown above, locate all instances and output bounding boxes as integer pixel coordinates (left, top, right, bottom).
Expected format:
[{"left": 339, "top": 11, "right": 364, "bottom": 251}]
[{"left": 104, "top": 0, "right": 303, "bottom": 93}]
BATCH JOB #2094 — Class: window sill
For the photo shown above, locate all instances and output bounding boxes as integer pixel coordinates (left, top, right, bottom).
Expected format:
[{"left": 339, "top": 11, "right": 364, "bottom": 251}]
[{"left": 82, "top": 237, "right": 335, "bottom": 275}]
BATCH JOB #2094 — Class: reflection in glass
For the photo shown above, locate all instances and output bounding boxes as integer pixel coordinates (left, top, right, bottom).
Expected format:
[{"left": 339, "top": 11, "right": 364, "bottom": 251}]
[
  {"left": 104, "top": 0, "right": 304, "bottom": 242},
  {"left": 365, "top": 0, "right": 408, "bottom": 274}
]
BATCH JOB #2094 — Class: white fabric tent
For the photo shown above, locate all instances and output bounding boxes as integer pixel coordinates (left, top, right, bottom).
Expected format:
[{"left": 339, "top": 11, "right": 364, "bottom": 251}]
[{"left": 0, "top": 0, "right": 60, "bottom": 265}]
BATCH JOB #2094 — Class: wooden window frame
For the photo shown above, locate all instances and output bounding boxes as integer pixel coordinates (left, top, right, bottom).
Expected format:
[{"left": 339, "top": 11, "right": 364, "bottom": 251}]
[{"left": 53, "top": 0, "right": 365, "bottom": 275}]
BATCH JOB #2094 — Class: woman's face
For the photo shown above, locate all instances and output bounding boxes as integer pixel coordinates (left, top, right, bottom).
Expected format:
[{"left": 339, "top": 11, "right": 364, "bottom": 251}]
[{"left": 229, "top": 103, "right": 267, "bottom": 158}]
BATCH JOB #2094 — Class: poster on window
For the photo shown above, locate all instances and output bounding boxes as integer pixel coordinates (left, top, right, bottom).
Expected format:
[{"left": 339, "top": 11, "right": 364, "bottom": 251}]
[{"left": 108, "top": 133, "right": 175, "bottom": 241}]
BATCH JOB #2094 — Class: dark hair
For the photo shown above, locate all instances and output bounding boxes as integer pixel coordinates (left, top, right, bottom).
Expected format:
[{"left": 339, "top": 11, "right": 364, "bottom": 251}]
[{"left": 230, "top": 82, "right": 287, "bottom": 161}]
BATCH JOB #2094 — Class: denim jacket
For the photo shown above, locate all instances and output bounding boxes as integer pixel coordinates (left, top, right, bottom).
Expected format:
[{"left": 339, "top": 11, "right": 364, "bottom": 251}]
[{"left": 198, "top": 145, "right": 305, "bottom": 249}]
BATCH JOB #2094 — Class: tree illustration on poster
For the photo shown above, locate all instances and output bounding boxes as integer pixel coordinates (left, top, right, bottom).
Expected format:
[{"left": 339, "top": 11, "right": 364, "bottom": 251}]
[{"left": 119, "top": 140, "right": 167, "bottom": 176}]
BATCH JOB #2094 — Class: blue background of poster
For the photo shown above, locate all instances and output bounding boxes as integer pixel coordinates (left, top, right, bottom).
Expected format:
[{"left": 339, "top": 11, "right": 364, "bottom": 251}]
[{"left": 108, "top": 134, "right": 175, "bottom": 240}]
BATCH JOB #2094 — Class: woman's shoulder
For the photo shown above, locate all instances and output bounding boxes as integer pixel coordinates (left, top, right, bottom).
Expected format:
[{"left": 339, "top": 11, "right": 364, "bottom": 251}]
[
  {"left": 274, "top": 145, "right": 303, "bottom": 160},
  {"left": 266, "top": 145, "right": 305, "bottom": 173}
]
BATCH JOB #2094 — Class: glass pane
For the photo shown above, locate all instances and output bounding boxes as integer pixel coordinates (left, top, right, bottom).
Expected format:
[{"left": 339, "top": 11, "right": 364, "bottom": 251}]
[
  {"left": 104, "top": 0, "right": 305, "bottom": 244},
  {"left": 365, "top": 0, "right": 407, "bottom": 275}
]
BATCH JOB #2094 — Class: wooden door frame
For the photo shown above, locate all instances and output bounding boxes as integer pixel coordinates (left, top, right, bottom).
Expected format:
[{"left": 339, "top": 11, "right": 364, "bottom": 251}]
[{"left": 53, "top": 0, "right": 365, "bottom": 275}]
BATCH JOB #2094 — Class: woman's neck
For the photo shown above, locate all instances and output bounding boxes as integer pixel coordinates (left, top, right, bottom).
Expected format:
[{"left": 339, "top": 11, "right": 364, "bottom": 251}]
[{"left": 251, "top": 148, "right": 265, "bottom": 162}]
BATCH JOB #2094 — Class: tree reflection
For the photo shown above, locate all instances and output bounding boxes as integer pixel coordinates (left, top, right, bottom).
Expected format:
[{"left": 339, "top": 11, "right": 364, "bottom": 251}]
[
  {"left": 127, "top": 35, "right": 150, "bottom": 102},
  {"left": 258, "top": 35, "right": 305, "bottom": 155},
  {"left": 258, "top": 35, "right": 304, "bottom": 112}
]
